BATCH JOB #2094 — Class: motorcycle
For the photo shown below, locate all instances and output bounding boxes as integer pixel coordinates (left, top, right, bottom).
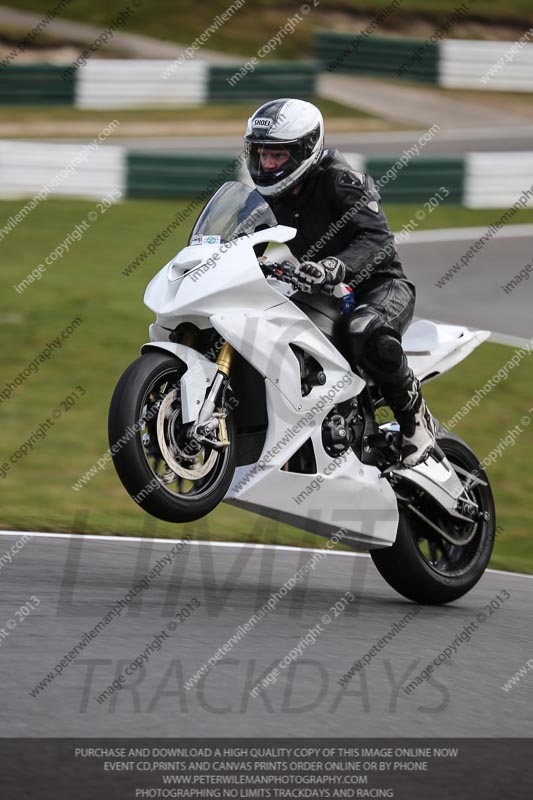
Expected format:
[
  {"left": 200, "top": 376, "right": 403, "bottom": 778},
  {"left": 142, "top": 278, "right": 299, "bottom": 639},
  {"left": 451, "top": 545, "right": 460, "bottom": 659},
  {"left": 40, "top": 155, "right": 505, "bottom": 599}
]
[{"left": 109, "top": 181, "right": 495, "bottom": 605}]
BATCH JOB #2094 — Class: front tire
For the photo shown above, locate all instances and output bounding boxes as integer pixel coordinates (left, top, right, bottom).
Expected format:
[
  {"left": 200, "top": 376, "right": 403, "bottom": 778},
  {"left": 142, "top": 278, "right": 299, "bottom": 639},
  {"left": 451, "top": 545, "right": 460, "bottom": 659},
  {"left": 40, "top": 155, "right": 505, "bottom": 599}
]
[
  {"left": 108, "top": 352, "right": 236, "bottom": 523},
  {"left": 371, "top": 431, "right": 496, "bottom": 604}
]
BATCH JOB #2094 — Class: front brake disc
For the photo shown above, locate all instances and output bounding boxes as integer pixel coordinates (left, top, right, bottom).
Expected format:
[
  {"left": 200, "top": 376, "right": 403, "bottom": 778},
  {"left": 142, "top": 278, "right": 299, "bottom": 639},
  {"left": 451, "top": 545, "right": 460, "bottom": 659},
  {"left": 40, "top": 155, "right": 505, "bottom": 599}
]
[{"left": 156, "top": 389, "right": 217, "bottom": 479}]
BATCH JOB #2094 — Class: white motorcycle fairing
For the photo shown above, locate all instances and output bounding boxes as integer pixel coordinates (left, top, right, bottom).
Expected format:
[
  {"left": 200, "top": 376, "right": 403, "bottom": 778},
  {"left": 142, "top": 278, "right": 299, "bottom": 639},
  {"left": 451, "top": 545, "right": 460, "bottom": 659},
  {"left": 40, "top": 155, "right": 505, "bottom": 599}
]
[
  {"left": 143, "top": 224, "right": 400, "bottom": 549},
  {"left": 404, "top": 318, "right": 490, "bottom": 384},
  {"left": 141, "top": 212, "right": 490, "bottom": 550}
]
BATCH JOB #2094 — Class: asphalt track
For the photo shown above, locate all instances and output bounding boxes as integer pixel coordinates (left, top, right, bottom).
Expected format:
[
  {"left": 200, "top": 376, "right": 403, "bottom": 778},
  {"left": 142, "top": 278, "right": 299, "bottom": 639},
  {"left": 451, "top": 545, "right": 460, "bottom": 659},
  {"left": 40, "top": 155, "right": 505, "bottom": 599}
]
[
  {"left": 397, "top": 225, "right": 533, "bottom": 342},
  {"left": 103, "top": 127, "right": 533, "bottom": 155},
  {"left": 1, "top": 532, "right": 531, "bottom": 737}
]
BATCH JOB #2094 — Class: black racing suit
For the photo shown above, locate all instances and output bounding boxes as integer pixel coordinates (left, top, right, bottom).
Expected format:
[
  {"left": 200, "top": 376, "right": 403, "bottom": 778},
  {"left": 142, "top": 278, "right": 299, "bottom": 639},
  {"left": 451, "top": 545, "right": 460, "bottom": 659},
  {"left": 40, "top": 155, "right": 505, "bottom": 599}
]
[{"left": 266, "top": 148, "right": 422, "bottom": 420}]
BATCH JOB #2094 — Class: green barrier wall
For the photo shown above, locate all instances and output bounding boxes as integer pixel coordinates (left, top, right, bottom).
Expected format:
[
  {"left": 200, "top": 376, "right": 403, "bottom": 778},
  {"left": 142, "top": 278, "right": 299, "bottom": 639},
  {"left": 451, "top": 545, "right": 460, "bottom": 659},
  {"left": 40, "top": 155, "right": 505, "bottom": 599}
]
[
  {"left": 315, "top": 32, "right": 439, "bottom": 83},
  {"left": 125, "top": 153, "right": 465, "bottom": 204},
  {"left": 366, "top": 157, "right": 465, "bottom": 204},
  {"left": 208, "top": 62, "right": 318, "bottom": 102},
  {"left": 0, "top": 64, "right": 76, "bottom": 105},
  {"left": 127, "top": 153, "right": 242, "bottom": 199}
]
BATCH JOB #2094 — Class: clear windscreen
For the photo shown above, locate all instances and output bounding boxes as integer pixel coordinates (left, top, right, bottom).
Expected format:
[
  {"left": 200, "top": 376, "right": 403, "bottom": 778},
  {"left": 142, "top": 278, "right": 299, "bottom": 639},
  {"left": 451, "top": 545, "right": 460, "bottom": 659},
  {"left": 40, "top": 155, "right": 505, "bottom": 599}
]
[{"left": 188, "top": 181, "right": 277, "bottom": 245}]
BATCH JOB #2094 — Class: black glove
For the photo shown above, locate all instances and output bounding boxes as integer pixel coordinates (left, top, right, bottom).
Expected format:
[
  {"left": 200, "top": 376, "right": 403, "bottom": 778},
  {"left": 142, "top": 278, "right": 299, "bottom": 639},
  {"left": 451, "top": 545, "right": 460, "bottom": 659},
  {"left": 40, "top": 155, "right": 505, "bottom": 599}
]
[{"left": 294, "top": 257, "right": 346, "bottom": 294}]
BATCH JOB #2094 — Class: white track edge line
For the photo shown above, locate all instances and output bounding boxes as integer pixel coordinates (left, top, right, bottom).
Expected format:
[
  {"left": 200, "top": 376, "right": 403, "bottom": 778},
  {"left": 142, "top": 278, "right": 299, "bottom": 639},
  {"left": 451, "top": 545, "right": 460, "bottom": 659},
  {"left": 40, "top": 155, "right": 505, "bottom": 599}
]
[
  {"left": 0, "top": 530, "right": 364, "bottom": 557},
  {"left": 394, "top": 224, "right": 533, "bottom": 244},
  {"left": 1, "top": 530, "right": 532, "bottom": 577}
]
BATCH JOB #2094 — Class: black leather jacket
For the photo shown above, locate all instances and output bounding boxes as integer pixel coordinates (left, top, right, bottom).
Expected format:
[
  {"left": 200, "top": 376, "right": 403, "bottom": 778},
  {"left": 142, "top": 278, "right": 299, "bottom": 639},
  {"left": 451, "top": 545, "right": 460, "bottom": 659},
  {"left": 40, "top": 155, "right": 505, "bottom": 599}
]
[{"left": 266, "top": 148, "right": 409, "bottom": 291}]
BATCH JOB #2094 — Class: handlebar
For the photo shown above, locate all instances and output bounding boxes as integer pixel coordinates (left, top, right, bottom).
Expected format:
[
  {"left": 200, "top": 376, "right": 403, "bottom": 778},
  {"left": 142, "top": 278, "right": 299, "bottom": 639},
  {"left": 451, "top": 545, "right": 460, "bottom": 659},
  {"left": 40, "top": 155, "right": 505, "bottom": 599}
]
[
  {"left": 260, "top": 260, "right": 299, "bottom": 284},
  {"left": 260, "top": 260, "right": 337, "bottom": 295}
]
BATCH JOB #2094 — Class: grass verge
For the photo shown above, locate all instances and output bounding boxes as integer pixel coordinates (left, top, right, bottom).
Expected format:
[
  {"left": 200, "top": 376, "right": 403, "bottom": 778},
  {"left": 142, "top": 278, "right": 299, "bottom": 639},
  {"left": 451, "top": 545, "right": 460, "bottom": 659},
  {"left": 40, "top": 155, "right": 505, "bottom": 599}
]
[
  {"left": 0, "top": 98, "right": 373, "bottom": 124},
  {"left": 6, "top": 1, "right": 533, "bottom": 60}
]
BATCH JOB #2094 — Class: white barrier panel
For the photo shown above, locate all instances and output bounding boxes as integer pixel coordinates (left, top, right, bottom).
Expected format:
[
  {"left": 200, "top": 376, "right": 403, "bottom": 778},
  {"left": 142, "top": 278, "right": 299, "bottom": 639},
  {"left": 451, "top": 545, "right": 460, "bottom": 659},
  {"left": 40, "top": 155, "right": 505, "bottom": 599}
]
[
  {"left": 465, "top": 152, "right": 533, "bottom": 208},
  {"left": 76, "top": 60, "right": 208, "bottom": 108},
  {"left": 0, "top": 141, "right": 126, "bottom": 200},
  {"left": 440, "top": 39, "right": 533, "bottom": 90}
]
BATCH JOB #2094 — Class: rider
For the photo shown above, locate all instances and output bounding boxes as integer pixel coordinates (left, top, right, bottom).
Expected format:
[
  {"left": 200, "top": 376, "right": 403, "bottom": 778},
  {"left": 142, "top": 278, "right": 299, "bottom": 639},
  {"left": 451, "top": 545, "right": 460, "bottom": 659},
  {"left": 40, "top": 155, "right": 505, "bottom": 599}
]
[{"left": 244, "top": 98, "right": 436, "bottom": 467}]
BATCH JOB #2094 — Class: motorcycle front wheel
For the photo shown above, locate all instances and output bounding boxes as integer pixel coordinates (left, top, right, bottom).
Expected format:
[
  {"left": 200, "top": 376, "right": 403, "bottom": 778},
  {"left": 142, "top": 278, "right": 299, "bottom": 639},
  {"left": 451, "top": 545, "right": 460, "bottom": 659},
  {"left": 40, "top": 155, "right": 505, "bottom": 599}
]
[
  {"left": 108, "top": 351, "right": 237, "bottom": 523},
  {"left": 371, "top": 431, "right": 496, "bottom": 605}
]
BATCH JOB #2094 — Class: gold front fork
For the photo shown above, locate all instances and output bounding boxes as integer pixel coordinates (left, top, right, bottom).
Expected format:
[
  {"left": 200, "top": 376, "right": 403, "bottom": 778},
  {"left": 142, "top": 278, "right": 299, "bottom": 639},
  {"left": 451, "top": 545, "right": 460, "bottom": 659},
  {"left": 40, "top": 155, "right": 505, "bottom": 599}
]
[
  {"left": 216, "top": 341, "right": 234, "bottom": 377},
  {"left": 213, "top": 341, "right": 234, "bottom": 447}
]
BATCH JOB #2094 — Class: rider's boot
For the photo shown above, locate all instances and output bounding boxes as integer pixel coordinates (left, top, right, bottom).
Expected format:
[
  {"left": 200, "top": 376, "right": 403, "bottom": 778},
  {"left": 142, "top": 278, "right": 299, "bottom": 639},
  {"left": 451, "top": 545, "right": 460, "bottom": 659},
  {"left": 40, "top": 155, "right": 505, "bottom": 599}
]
[{"left": 395, "top": 396, "right": 436, "bottom": 467}]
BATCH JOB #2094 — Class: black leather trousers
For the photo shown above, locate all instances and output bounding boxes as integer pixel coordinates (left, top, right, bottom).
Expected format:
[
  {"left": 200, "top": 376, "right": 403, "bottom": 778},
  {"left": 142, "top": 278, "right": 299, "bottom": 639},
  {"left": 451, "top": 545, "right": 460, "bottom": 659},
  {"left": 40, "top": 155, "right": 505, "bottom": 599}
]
[{"left": 344, "top": 278, "right": 421, "bottom": 417}]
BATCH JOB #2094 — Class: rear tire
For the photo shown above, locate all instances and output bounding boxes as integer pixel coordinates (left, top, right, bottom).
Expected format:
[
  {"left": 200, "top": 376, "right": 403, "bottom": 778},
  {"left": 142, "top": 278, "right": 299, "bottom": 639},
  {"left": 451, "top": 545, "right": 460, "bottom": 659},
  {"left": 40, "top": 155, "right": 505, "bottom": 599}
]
[
  {"left": 109, "top": 352, "right": 236, "bottom": 523},
  {"left": 371, "top": 431, "right": 495, "bottom": 605}
]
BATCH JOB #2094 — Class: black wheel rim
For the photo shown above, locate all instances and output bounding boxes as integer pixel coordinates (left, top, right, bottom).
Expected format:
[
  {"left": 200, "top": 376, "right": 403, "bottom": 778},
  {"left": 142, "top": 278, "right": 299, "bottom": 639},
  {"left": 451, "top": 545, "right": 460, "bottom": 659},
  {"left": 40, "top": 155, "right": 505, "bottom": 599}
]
[{"left": 404, "top": 447, "right": 493, "bottom": 579}]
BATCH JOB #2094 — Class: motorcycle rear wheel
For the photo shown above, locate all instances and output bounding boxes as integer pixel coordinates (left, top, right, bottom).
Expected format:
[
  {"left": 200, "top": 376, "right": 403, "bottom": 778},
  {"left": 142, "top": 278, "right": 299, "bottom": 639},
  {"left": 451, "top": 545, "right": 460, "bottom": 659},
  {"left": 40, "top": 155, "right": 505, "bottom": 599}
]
[{"left": 371, "top": 431, "right": 496, "bottom": 605}]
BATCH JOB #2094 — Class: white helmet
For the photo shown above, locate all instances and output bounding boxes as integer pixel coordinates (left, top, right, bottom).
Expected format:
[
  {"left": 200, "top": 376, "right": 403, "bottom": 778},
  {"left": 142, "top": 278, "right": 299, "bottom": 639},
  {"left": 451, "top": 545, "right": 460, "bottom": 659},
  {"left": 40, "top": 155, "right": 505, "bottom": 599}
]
[{"left": 244, "top": 98, "right": 324, "bottom": 197}]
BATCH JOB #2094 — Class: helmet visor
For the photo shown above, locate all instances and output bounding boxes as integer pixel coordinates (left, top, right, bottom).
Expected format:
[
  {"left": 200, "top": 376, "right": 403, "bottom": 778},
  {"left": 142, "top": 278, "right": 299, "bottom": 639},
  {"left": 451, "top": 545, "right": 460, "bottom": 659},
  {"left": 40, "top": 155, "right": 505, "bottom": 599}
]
[{"left": 245, "top": 140, "right": 304, "bottom": 188}]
